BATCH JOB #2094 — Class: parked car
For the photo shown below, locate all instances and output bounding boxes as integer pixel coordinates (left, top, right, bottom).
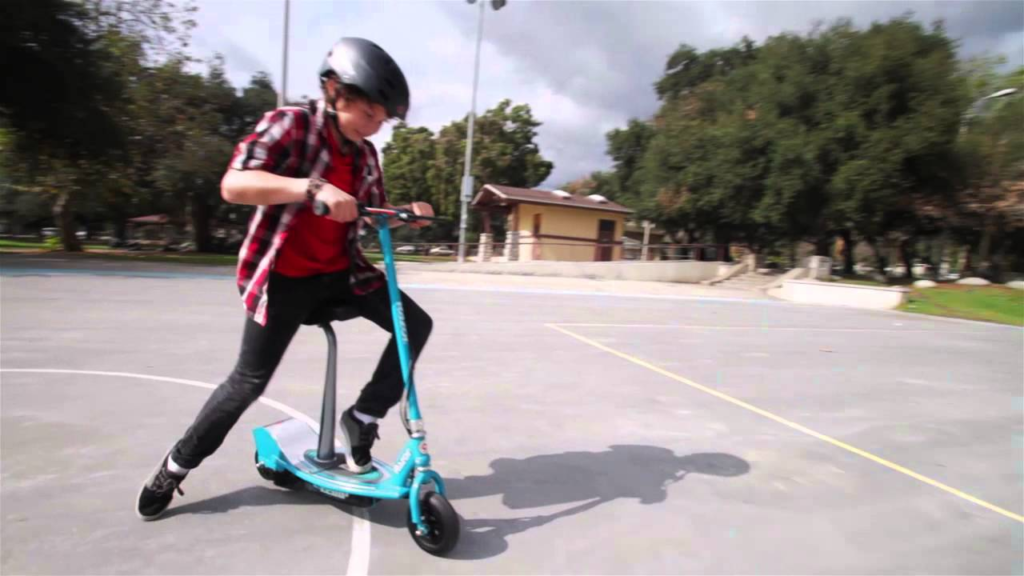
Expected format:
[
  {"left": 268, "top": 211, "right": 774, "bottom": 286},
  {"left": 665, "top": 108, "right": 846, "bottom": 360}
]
[
  {"left": 429, "top": 246, "right": 454, "bottom": 256},
  {"left": 395, "top": 245, "right": 417, "bottom": 254}
]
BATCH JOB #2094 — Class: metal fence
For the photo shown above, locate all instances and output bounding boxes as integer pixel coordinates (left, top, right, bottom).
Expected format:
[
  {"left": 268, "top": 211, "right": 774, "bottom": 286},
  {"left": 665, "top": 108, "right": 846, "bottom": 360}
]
[{"left": 362, "top": 239, "right": 740, "bottom": 262}]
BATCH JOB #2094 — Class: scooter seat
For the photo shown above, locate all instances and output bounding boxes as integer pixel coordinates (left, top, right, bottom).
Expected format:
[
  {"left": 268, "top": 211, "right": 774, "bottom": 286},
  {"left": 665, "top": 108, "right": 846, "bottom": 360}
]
[{"left": 302, "top": 305, "right": 361, "bottom": 326}]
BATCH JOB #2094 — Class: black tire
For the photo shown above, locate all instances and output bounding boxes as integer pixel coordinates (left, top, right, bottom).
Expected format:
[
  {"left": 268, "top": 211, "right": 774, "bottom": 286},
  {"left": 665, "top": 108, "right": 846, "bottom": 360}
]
[
  {"left": 407, "top": 491, "right": 460, "bottom": 556},
  {"left": 272, "top": 472, "right": 301, "bottom": 489},
  {"left": 255, "top": 451, "right": 301, "bottom": 488}
]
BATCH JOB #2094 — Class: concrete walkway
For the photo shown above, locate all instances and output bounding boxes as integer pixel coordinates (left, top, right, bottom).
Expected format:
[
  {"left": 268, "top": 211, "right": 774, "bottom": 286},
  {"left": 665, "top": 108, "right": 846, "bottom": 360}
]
[
  {"left": 0, "top": 253, "right": 771, "bottom": 302},
  {"left": 394, "top": 261, "right": 770, "bottom": 301}
]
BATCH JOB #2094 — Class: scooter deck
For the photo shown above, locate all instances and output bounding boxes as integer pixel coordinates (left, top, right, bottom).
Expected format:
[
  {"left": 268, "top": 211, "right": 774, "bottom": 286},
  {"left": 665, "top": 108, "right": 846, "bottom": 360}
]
[
  {"left": 300, "top": 449, "right": 384, "bottom": 483},
  {"left": 254, "top": 418, "right": 409, "bottom": 501}
]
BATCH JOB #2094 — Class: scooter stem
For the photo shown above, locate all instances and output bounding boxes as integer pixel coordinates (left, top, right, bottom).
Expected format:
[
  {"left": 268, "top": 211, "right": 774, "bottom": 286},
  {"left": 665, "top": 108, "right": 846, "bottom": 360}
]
[{"left": 375, "top": 214, "right": 422, "bottom": 423}]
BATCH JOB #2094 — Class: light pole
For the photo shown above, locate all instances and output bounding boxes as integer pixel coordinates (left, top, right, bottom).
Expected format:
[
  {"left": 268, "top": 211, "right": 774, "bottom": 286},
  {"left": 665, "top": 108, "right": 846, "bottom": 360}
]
[
  {"left": 961, "top": 87, "right": 1018, "bottom": 131},
  {"left": 278, "top": 0, "right": 290, "bottom": 108},
  {"left": 959, "top": 86, "right": 1019, "bottom": 275},
  {"left": 458, "top": 0, "right": 506, "bottom": 263}
]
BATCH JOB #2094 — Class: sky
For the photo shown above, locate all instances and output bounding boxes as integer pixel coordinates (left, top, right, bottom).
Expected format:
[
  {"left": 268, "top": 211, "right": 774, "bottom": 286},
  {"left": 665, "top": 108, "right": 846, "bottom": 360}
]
[{"left": 187, "top": 0, "right": 1024, "bottom": 189}]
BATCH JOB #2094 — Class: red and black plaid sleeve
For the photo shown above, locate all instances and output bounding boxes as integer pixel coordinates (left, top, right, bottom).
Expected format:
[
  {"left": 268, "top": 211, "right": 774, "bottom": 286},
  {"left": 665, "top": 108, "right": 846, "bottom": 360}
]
[{"left": 229, "top": 108, "right": 310, "bottom": 176}]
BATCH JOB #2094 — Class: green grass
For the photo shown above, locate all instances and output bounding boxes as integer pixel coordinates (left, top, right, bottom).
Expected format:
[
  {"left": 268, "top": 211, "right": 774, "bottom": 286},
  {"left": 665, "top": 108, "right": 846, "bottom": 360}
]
[
  {"left": 901, "top": 284, "right": 1024, "bottom": 326},
  {"left": 0, "top": 239, "right": 113, "bottom": 250},
  {"left": 799, "top": 275, "right": 1023, "bottom": 326},
  {"left": 0, "top": 239, "right": 52, "bottom": 249},
  {"left": 75, "top": 251, "right": 239, "bottom": 265},
  {"left": 0, "top": 239, "right": 110, "bottom": 251}
]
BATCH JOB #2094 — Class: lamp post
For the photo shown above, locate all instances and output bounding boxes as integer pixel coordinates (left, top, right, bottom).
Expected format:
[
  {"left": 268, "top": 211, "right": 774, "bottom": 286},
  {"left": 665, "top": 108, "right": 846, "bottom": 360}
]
[
  {"left": 458, "top": 0, "right": 506, "bottom": 263},
  {"left": 278, "top": 0, "right": 290, "bottom": 108},
  {"left": 961, "top": 87, "right": 1018, "bottom": 131}
]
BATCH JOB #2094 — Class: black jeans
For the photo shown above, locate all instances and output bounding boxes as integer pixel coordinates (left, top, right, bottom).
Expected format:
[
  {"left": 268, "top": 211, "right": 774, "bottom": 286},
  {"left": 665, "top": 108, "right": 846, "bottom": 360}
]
[{"left": 172, "top": 271, "right": 432, "bottom": 469}]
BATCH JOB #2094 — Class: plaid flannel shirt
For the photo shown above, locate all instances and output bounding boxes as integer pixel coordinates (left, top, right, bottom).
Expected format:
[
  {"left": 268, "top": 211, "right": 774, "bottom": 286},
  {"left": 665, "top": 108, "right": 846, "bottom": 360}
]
[{"left": 229, "top": 99, "right": 387, "bottom": 326}]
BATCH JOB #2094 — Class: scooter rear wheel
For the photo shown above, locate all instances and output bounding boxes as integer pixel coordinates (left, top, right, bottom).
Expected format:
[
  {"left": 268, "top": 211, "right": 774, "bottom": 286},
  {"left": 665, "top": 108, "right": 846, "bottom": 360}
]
[
  {"left": 407, "top": 491, "right": 459, "bottom": 556},
  {"left": 254, "top": 451, "right": 300, "bottom": 488}
]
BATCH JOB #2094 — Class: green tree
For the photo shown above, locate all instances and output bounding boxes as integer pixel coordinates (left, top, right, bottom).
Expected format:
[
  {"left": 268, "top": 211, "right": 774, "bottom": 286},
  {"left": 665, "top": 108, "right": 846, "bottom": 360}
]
[
  {"left": 635, "top": 39, "right": 765, "bottom": 250},
  {"left": 603, "top": 119, "right": 656, "bottom": 205},
  {"left": 655, "top": 38, "right": 758, "bottom": 101},
  {"left": 381, "top": 99, "right": 553, "bottom": 241},
  {"left": 0, "top": 0, "right": 196, "bottom": 250},
  {"left": 955, "top": 65, "right": 1024, "bottom": 278},
  {"left": 382, "top": 124, "right": 437, "bottom": 208},
  {"left": 0, "top": 0, "right": 128, "bottom": 250},
  {"left": 631, "top": 17, "right": 967, "bottom": 273}
]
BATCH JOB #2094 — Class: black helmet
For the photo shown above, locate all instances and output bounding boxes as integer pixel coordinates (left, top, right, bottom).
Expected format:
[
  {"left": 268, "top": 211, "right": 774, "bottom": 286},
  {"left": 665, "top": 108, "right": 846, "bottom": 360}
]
[{"left": 319, "top": 37, "right": 410, "bottom": 121}]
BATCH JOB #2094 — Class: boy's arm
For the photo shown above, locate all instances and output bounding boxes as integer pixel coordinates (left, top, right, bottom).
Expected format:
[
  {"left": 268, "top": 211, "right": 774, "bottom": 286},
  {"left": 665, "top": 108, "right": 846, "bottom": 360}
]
[
  {"left": 221, "top": 170, "right": 308, "bottom": 206},
  {"left": 223, "top": 170, "right": 360, "bottom": 223},
  {"left": 221, "top": 108, "right": 359, "bottom": 223}
]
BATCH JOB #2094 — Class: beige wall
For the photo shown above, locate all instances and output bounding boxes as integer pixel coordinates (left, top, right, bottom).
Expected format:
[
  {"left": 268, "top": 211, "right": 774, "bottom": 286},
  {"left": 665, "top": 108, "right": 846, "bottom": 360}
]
[
  {"left": 513, "top": 204, "right": 627, "bottom": 261},
  {"left": 428, "top": 260, "right": 728, "bottom": 282},
  {"left": 774, "top": 280, "right": 909, "bottom": 310}
]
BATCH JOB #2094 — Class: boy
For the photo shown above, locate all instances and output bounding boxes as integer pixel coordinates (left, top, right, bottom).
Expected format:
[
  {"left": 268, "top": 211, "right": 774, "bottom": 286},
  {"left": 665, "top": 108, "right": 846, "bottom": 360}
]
[{"left": 136, "top": 37, "right": 434, "bottom": 520}]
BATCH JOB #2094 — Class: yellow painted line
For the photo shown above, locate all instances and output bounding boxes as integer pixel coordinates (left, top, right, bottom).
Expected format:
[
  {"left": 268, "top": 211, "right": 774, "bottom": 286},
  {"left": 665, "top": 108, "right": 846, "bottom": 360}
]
[
  {"left": 551, "top": 323, "right": 983, "bottom": 333},
  {"left": 546, "top": 323, "right": 1024, "bottom": 524}
]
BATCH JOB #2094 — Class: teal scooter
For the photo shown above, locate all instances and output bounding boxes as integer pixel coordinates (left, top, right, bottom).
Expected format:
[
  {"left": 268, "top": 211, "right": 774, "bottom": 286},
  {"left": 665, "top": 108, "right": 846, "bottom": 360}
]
[{"left": 253, "top": 203, "right": 459, "bottom": 556}]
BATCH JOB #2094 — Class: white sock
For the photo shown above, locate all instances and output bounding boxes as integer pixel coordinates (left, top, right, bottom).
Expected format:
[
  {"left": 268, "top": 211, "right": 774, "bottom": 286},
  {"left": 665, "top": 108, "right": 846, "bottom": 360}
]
[
  {"left": 167, "top": 456, "right": 190, "bottom": 475},
  {"left": 353, "top": 409, "right": 379, "bottom": 425}
]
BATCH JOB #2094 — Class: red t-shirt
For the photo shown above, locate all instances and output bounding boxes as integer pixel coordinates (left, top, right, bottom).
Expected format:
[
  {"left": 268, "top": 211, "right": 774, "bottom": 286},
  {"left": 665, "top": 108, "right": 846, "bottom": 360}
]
[{"left": 274, "top": 129, "right": 354, "bottom": 277}]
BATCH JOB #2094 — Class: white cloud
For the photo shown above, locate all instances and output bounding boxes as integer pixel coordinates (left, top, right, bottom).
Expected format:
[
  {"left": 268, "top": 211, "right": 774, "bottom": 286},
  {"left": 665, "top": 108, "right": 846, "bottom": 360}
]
[{"left": 189, "top": 0, "right": 1023, "bottom": 190}]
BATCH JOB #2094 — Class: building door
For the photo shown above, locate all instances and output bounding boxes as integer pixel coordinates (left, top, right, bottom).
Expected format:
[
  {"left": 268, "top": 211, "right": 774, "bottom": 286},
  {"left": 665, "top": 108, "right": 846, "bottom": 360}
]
[
  {"left": 596, "top": 219, "right": 615, "bottom": 261},
  {"left": 532, "top": 213, "right": 542, "bottom": 260}
]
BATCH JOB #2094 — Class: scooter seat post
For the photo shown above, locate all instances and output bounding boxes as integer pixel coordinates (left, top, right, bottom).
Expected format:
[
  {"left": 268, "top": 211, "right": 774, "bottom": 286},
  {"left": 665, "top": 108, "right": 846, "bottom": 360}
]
[{"left": 315, "top": 322, "right": 339, "bottom": 463}]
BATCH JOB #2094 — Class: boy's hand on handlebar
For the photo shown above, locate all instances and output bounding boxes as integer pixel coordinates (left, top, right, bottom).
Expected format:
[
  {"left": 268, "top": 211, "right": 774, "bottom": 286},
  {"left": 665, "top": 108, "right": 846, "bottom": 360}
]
[{"left": 315, "top": 183, "right": 360, "bottom": 223}]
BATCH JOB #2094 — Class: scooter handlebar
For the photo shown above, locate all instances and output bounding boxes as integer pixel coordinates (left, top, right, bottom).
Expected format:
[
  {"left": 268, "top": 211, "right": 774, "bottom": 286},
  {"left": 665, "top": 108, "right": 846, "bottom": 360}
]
[{"left": 313, "top": 200, "right": 447, "bottom": 223}]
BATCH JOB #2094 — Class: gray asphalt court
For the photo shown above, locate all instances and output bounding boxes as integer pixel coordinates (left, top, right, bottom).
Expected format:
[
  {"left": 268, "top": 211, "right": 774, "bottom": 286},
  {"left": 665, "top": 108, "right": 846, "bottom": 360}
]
[{"left": 2, "top": 253, "right": 1022, "bottom": 575}]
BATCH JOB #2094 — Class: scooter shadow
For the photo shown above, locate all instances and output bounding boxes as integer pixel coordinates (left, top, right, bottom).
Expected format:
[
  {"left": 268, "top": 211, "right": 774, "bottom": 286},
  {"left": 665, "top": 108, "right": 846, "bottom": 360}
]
[
  {"left": 367, "top": 445, "right": 750, "bottom": 561},
  {"left": 162, "top": 445, "right": 749, "bottom": 561}
]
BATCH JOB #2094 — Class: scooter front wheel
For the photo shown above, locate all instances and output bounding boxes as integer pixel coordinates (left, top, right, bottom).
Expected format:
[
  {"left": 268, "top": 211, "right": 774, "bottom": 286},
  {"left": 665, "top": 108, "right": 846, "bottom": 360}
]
[{"left": 407, "top": 491, "right": 459, "bottom": 556}]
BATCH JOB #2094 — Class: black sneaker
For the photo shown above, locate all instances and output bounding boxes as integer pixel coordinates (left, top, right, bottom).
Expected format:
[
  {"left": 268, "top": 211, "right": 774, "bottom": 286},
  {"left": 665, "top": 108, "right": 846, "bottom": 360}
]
[
  {"left": 136, "top": 449, "right": 188, "bottom": 521},
  {"left": 340, "top": 407, "right": 379, "bottom": 474}
]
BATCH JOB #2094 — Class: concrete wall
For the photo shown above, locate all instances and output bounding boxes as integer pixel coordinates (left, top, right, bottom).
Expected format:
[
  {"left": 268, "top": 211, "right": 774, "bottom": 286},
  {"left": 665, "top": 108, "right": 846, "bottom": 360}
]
[
  {"left": 430, "top": 260, "right": 728, "bottom": 283},
  {"left": 775, "top": 280, "right": 909, "bottom": 310},
  {"left": 515, "top": 204, "right": 626, "bottom": 262}
]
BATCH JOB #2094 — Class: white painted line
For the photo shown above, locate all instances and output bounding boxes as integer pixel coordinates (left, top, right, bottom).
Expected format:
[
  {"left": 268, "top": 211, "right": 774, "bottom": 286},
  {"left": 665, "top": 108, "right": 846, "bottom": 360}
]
[
  {"left": 347, "top": 508, "right": 372, "bottom": 576},
  {"left": 0, "top": 368, "right": 372, "bottom": 576}
]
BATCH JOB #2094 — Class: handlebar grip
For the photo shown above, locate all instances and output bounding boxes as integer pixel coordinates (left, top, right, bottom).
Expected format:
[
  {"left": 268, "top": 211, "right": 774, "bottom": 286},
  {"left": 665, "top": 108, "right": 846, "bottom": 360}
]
[
  {"left": 313, "top": 199, "right": 330, "bottom": 216},
  {"left": 313, "top": 200, "right": 367, "bottom": 217}
]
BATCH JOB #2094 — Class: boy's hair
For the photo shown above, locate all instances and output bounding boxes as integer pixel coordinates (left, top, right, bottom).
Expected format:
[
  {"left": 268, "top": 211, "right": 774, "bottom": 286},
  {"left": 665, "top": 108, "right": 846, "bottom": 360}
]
[
  {"left": 320, "top": 75, "right": 368, "bottom": 154},
  {"left": 322, "top": 74, "right": 371, "bottom": 106}
]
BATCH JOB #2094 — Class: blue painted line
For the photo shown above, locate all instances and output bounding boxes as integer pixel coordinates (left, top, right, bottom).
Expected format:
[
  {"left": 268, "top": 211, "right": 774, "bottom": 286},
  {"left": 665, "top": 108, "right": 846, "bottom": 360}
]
[
  {"left": 0, "top": 267, "right": 785, "bottom": 304},
  {"left": 0, "top": 268, "right": 232, "bottom": 280}
]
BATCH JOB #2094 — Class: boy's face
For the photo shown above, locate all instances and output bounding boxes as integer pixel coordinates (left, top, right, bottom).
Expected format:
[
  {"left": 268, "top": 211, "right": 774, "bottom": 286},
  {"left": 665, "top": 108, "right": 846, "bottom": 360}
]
[{"left": 333, "top": 89, "right": 388, "bottom": 143}]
